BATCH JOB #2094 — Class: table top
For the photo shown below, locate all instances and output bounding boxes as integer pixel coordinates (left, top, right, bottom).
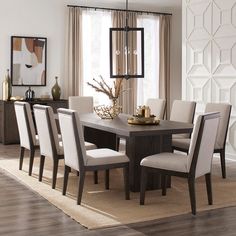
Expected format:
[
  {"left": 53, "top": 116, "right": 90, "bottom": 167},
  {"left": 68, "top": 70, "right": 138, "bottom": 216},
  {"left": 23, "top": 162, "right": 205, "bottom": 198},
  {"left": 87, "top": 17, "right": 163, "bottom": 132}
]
[{"left": 80, "top": 113, "right": 193, "bottom": 137}]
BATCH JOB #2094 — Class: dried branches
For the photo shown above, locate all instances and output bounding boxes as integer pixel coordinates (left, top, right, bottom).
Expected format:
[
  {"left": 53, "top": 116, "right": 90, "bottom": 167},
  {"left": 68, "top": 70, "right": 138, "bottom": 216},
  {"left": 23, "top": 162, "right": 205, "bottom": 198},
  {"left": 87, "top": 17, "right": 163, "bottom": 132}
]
[{"left": 87, "top": 75, "right": 123, "bottom": 100}]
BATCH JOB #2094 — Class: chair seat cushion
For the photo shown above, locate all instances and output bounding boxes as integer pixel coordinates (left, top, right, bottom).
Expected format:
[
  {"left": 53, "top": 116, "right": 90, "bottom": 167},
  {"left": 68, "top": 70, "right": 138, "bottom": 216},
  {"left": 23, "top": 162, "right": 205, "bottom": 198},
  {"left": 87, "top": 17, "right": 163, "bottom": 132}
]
[
  {"left": 172, "top": 134, "right": 189, "bottom": 139},
  {"left": 140, "top": 152, "right": 189, "bottom": 173},
  {"left": 58, "top": 134, "right": 62, "bottom": 141},
  {"left": 35, "top": 135, "right": 40, "bottom": 146},
  {"left": 86, "top": 148, "right": 129, "bottom": 166},
  {"left": 85, "top": 141, "right": 97, "bottom": 150},
  {"left": 58, "top": 141, "right": 64, "bottom": 155},
  {"left": 172, "top": 138, "right": 190, "bottom": 150}
]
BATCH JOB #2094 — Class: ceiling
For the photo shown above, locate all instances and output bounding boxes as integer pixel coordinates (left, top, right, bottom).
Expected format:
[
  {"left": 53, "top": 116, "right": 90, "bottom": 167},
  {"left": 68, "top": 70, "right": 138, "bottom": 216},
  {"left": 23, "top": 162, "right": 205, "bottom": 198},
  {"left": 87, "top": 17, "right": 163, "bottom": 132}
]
[{"left": 70, "top": 0, "right": 182, "bottom": 11}]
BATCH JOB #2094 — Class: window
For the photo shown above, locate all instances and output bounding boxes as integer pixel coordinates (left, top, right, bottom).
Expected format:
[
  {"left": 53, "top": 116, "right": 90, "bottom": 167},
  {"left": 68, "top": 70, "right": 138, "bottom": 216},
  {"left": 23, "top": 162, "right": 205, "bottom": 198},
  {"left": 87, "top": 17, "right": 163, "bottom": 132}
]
[
  {"left": 82, "top": 10, "right": 112, "bottom": 106},
  {"left": 81, "top": 10, "right": 160, "bottom": 107},
  {"left": 137, "top": 15, "right": 160, "bottom": 106}
]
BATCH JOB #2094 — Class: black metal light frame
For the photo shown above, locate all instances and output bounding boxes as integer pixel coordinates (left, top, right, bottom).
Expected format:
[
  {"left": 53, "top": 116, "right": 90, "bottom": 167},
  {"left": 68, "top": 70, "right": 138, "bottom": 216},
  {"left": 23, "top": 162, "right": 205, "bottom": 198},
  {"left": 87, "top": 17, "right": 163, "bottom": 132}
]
[{"left": 109, "top": 27, "right": 144, "bottom": 79}]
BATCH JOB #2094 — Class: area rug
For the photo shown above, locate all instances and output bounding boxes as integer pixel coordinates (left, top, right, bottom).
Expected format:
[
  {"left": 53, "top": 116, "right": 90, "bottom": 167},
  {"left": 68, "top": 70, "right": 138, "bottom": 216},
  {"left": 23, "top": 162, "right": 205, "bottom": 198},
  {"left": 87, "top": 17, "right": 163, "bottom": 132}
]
[{"left": 0, "top": 156, "right": 236, "bottom": 229}]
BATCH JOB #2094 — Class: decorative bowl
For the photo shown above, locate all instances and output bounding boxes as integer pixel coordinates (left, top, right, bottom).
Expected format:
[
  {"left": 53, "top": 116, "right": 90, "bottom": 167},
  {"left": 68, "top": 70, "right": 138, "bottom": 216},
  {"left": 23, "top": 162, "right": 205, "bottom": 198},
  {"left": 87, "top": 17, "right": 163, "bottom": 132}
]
[{"left": 94, "top": 104, "right": 122, "bottom": 119}]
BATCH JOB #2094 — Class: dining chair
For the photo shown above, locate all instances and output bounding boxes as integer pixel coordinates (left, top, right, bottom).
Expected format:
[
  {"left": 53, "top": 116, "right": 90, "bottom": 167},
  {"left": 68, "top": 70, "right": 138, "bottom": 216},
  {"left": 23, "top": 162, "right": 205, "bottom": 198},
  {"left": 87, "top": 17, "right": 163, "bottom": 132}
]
[
  {"left": 69, "top": 96, "right": 94, "bottom": 114},
  {"left": 14, "top": 101, "right": 39, "bottom": 176},
  {"left": 140, "top": 112, "right": 220, "bottom": 215},
  {"left": 146, "top": 98, "right": 166, "bottom": 119},
  {"left": 34, "top": 104, "right": 64, "bottom": 189},
  {"left": 58, "top": 108, "right": 130, "bottom": 205},
  {"left": 172, "top": 103, "right": 232, "bottom": 178},
  {"left": 68, "top": 95, "right": 100, "bottom": 183},
  {"left": 170, "top": 100, "right": 196, "bottom": 139}
]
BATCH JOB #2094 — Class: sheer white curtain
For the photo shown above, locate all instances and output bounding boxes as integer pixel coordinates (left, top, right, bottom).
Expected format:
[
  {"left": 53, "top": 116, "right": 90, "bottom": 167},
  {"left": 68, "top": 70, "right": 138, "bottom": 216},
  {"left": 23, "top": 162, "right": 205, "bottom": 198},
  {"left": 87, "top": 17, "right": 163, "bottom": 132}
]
[
  {"left": 137, "top": 15, "right": 160, "bottom": 106},
  {"left": 81, "top": 10, "right": 112, "bottom": 106}
]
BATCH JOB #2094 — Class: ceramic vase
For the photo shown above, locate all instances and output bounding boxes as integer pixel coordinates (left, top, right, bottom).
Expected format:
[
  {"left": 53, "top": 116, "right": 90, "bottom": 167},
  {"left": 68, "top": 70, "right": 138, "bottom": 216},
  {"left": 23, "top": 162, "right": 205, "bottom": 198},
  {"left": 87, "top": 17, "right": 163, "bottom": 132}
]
[{"left": 51, "top": 76, "right": 61, "bottom": 100}]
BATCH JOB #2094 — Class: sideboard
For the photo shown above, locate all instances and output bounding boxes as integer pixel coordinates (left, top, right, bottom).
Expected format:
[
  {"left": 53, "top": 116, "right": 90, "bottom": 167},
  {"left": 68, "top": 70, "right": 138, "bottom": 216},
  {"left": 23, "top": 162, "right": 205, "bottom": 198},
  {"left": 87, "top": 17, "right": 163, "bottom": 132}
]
[{"left": 0, "top": 99, "right": 68, "bottom": 144}]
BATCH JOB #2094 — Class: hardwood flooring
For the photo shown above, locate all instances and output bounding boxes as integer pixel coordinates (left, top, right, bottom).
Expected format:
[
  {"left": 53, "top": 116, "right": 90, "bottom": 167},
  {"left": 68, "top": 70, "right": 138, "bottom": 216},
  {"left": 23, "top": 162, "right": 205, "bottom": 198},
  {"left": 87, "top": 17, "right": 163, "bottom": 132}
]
[{"left": 1, "top": 144, "right": 236, "bottom": 235}]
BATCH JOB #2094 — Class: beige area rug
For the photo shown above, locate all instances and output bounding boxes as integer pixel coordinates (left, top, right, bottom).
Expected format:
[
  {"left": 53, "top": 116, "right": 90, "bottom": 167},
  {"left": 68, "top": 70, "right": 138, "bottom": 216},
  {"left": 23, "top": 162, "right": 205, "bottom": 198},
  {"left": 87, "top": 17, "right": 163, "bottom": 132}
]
[{"left": 1, "top": 156, "right": 236, "bottom": 229}]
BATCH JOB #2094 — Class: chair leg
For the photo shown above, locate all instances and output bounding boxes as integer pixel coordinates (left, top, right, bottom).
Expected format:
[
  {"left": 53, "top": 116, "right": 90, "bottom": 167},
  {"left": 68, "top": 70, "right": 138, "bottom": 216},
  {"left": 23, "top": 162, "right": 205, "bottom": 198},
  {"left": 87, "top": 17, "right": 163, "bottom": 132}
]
[
  {"left": 105, "top": 169, "right": 109, "bottom": 190},
  {"left": 39, "top": 155, "right": 45, "bottom": 182},
  {"left": 123, "top": 165, "right": 130, "bottom": 200},
  {"left": 188, "top": 177, "right": 196, "bottom": 215},
  {"left": 63, "top": 165, "right": 71, "bottom": 195},
  {"left": 77, "top": 171, "right": 85, "bottom": 205},
  {"left": 28, "top": 148, "right": 35, "bottom": 176},
  {"left": 205, "top": 173, "right": 213, "bottom": 205},
  {"left": 220, "top": 149, "right": 226, "bottom": 179},
  {"left": 94, "top": 170, "right": 98, "bottom": 184},
  {"left": 140, "top": 167, "right": 148, "bottom": 205},
  {"left": 52, "top": 159, "right": 59, "bottom": 189},
  {"left": 161, "top": 174, "right": 167, "bottom": 196},
  {"left": 19, "top": 147, "right": 25, "bottom": 170}
]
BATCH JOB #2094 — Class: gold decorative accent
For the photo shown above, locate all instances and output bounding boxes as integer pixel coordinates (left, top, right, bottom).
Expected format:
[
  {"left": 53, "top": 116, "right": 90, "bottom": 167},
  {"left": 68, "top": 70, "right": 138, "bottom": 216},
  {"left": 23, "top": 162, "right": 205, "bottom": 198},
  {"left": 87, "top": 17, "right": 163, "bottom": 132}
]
[{"left": 127, "top": 116, "right": 160, "bottom": 125}]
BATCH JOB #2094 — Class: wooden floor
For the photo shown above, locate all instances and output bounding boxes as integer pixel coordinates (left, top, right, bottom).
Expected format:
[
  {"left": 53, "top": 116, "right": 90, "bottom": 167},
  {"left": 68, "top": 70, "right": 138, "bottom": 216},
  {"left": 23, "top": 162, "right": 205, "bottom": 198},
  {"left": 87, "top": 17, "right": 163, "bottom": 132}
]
[{"left": 1, "top": 144, "right": 236, "bottom": 235}]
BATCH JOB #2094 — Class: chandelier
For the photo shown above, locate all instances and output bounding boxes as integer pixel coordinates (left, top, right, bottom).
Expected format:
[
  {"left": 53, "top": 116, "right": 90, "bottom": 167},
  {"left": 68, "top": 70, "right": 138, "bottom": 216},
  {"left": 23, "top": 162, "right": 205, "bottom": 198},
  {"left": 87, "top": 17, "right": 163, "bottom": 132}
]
[{"left": 109, "top": 0, "right": 144, "bottom": 80}]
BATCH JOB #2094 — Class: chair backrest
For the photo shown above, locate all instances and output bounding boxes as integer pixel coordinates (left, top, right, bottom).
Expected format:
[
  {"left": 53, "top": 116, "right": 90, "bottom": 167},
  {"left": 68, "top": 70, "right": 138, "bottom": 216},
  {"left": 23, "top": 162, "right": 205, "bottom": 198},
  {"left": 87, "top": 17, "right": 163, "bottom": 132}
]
[
  {"left": 146, "top": 98, "right": 166, "bottom": 119},
  {"left": 68, "top": 96, "right": 94, "bottom": 114},
  {"left": 170, "top": 100, "right": 196, "bottom": 138},
  {"left": 188, "top": 112, "right": 220, "bottom": 178},
  {"left": 58, "top": 108, "right": 87, "bottom": 171},
  {"left": 205, "top": 103, "right": 231, "bottom": 150},
  {"left": 14, "top": 101, "right": 37, "bottom": 149},
  {"left": 34, "top": 105, "right": 60, "bottom": 158}
]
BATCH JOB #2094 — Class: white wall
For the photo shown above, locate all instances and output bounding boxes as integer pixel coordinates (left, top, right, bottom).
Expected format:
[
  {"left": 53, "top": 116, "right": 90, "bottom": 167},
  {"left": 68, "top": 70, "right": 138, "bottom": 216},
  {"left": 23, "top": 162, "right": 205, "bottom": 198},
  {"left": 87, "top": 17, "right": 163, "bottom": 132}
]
[
  {"left": 0, "top": 0, "right": 68, "bottom": 98},
  {"left": 0, "top": 0, "right": 182, "bottom": 104},
  {"left": 182, "top": 0, "right": 236, "bottom": 158}
]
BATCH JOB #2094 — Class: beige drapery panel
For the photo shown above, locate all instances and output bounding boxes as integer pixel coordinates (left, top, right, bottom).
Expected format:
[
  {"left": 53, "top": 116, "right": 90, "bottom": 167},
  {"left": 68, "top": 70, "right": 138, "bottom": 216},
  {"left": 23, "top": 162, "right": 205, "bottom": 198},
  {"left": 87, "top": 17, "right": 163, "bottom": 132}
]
[
  {"left": 112, "top": 11, "right": 137, "bottom": 115},
  {"left": 64, "top": 7, "right": 83, "bottom": 97},
  {"left": 159, "top": 15, "right": 171, "bottom": 118}
]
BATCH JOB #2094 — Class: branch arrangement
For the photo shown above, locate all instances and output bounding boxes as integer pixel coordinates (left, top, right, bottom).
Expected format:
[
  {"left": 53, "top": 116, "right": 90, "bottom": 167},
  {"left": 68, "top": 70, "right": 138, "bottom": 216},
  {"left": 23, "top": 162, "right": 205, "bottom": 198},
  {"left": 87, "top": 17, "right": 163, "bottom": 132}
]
[{"left": 87, "top": 75, "right": 123, "bottom": 100}]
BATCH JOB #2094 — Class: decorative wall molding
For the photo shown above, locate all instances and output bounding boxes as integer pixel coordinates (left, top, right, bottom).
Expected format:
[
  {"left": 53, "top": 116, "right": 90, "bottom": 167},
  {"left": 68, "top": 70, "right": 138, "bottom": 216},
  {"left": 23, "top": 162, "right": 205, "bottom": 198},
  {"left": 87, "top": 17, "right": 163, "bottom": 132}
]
[{"left": 182, "top": 0, "right": 236, "bottom": 157}]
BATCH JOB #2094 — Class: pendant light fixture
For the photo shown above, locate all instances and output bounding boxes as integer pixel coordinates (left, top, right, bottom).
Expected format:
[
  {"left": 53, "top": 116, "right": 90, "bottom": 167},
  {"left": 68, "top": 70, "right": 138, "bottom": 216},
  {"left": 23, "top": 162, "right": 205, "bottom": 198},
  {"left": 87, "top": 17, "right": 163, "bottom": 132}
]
[{"left": 109, "top": 0, "right": 144, "bottom": 80}]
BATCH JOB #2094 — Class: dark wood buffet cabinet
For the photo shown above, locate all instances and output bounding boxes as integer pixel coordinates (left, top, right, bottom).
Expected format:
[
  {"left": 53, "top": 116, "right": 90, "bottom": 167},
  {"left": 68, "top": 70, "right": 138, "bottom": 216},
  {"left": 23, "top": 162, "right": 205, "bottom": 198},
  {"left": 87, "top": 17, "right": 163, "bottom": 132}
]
[{"left": 0, "top": 99, "right": 68, "bottom": 144}]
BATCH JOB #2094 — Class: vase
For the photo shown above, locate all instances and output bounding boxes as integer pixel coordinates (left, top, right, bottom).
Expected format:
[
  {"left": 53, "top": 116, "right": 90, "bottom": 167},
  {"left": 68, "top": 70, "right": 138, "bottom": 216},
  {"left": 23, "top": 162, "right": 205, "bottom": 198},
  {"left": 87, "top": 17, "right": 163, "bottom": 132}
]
[
  {"left": 2, "top": 69, "right": 11, "bottom": 101},
  {"left": 51, "top": 76, "right": 61, "bottom": 100}
]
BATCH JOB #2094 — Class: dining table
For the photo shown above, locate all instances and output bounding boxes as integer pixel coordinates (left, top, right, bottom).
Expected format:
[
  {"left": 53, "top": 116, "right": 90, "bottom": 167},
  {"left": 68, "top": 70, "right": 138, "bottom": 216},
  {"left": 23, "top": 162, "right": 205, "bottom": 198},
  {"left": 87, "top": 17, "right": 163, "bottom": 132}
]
[{"left": 80, "top": 113, "right": 193, "bottom": 192}]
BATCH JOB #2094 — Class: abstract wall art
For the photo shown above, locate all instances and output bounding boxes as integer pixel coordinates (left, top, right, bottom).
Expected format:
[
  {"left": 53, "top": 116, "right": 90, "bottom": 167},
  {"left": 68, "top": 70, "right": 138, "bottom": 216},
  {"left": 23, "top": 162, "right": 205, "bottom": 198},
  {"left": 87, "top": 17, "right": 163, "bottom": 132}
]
[{"left": 11, "top": 36, "right": 47, "bottom": 86}]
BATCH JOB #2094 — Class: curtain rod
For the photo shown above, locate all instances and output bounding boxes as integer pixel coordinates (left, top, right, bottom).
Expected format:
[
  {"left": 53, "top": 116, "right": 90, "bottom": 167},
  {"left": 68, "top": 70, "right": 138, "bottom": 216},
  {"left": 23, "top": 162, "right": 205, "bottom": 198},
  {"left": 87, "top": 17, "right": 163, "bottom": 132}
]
[{"left": 67, "top": 5, "right": 172, "bottom": 16}]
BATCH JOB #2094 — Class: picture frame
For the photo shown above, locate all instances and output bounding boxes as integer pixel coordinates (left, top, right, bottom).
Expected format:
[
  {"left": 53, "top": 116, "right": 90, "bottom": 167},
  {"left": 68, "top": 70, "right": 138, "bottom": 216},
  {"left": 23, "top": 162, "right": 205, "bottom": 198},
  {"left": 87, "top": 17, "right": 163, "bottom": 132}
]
[{"left": 11, "top": 36, "right": 47, "bottom": 86}]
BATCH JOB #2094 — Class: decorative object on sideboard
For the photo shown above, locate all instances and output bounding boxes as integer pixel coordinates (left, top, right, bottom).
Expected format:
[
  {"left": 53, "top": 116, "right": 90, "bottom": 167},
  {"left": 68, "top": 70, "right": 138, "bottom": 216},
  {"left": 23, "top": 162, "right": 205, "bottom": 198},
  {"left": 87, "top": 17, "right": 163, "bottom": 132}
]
[
  {"left": 25, "top": 86, "right": 35, "bottom": 101},
  {"left": 51, "top": 76, "right": 61, "bottom": 100},
  {"left": 87, "top": 75, "right": 123, "bottom": 119},
  {"left": 11, "top": 36, "right": 47, "bottom": 86},
  {"left": 2, "top": 69, "right": 12, "bottom": 101}
]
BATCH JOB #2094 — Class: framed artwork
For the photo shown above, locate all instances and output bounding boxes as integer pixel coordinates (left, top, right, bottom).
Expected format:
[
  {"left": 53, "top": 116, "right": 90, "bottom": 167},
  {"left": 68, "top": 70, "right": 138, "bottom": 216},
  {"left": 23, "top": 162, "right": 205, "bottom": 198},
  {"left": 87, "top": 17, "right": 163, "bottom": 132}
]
[{"left": 11, "top": 36, "right": 47, "bottom": 86}]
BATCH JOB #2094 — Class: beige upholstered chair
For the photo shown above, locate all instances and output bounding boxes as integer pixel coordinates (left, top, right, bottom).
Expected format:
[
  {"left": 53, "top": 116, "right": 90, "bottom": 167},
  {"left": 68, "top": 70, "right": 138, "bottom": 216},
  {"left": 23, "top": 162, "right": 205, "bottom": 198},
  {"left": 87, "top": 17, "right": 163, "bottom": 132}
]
[
  {"left": 34, "top": 105, "right": 64, "bottom": 189},
  {"left": 140, "top": 112, "right": 220, "bottom": 215},
  {"left": 172, "top": 103, "right": 232, "bottom": 178},
  {"left": 58, "top": 108, "right": 130, "bottom": 205},
  {"left": 69, "top": 96, "right": 94, "bottom": 114},
  {"left": 14, "top": 101, "right": 39, "bottom": 176},
  {"left": 170, "top": 100, "right": 196, "bottom": 139},
  {"left": 146, "top": 98, "right": 166, "bottom": 119}
]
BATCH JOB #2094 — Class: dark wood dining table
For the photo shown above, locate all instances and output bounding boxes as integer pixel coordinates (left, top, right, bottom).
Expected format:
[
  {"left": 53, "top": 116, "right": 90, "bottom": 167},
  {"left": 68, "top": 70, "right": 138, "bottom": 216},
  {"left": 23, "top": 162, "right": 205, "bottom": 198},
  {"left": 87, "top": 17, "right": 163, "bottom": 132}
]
[{"left": 80, "top": 113, "right": 193, "bottom": 192}]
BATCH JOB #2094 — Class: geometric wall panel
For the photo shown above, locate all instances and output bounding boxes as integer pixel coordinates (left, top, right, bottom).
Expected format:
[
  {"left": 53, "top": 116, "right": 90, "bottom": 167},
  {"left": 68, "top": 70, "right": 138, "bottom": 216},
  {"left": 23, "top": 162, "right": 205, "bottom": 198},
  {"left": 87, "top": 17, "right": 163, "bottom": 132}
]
[
  {"left": 186, "top": 1, "right": 211, "bottom": 40},
  {"left": 186, "top": 77, "right": 211, "bottom": 104},
  {"left": 213, "top": 0, "right": 236, "bottom": 37},
  {"left": 183, "top": 0, "right": 236, "bottom": 158},
  {"left": 212, "top": 38, "right": 236, "bottom": 75},
  {"left": 186, "top": 40, "right": 211, "bottom": 75}
]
